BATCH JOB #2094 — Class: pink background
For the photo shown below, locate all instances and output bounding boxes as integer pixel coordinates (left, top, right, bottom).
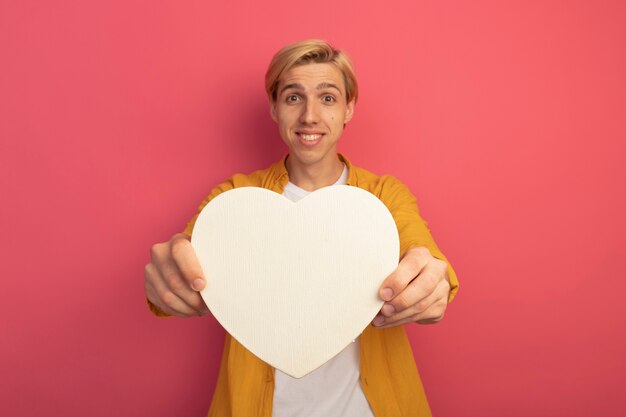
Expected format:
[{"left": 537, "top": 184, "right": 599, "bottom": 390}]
[{"left": 1, "top": 1, "right": 625, "bottom": 416}]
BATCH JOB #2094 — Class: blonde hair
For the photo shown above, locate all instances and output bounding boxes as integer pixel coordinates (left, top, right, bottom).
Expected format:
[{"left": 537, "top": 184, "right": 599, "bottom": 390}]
[{"left": 265, "top": 39, "right": 359, "bottom": 104}]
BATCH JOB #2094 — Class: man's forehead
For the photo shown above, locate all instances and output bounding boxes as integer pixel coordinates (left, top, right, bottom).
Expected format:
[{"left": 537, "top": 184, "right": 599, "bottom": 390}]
[{"left": 278, "top": 63, "right": 345, "bottom": 91}]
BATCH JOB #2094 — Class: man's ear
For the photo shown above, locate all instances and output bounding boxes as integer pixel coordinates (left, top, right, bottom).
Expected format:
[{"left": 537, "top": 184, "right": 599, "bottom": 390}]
[
  {"left": 344, "top": 99, "right": 356, "bottom": 124},
  {"left": 270, "top": 100, "right": 278, "bottom": 122}
]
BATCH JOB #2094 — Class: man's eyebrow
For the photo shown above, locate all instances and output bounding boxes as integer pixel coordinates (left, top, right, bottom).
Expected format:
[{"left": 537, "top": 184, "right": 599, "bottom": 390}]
[
  {"left": 316, "top": 82, "right": 342, "bottom": 94},
  {"left": 280, "top": 83, "right": 304, "bottom": 94},
  {"left": 279, "top": 82, "right": 343, "bottom": 95}
]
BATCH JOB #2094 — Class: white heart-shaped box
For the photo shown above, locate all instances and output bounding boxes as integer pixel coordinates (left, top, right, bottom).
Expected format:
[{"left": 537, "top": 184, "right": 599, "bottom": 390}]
[{"left": 191, "top": 186, "right": 399, "bottom": 378}]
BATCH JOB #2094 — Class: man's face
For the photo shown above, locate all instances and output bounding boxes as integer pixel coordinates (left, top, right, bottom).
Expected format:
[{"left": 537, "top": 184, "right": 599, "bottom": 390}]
[{"left": 271, "top": 63, "right": 355, "bottom": 169}]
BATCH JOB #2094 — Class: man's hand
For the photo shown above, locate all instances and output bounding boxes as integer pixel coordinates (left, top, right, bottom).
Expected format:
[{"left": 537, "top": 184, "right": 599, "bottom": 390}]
[
  {"left": 144, "top": 233, "right": 210, "bottom": 317},
  {"left": 372, "top": 246, "right": 450, "bottom": 328}
]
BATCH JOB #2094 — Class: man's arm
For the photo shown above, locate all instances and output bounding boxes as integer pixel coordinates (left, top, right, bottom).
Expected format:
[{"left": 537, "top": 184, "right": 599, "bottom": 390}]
[
  {"left": 371, "top": 175, "right": 459, "bottom": 328},
  {"left": 145, "top": 177, "right": 237, "bottom": 318}
]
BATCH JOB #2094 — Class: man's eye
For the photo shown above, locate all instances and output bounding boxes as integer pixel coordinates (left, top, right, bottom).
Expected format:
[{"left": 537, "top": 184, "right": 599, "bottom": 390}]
[
  {"left": 286, "top": 95, "right": 300, "bottom": 102},
  {"left": 322, "top": 95, "right": 336, "bottom": 103}
]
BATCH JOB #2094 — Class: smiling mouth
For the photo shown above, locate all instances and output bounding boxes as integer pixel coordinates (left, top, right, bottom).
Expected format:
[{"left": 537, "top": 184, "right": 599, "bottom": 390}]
[{"left": 297, "top": 133, "right": 324, "bottom": 142}]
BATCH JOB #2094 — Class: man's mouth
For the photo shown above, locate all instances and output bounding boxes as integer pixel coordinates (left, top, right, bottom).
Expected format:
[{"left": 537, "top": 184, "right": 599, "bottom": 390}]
[{"left": 299, "top": 133, "right": 323, "bottom": 141}]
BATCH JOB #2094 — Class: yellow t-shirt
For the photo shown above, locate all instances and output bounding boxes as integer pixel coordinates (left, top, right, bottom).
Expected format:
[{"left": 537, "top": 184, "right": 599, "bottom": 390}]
[{"left": 148, "top": 153, "right": 459, "bottom": 417}]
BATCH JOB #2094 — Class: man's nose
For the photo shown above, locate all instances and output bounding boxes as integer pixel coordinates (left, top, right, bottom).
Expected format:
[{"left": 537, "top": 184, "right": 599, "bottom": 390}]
[{"left": 299, "top": 100, "right": 320, "bottom": 124}]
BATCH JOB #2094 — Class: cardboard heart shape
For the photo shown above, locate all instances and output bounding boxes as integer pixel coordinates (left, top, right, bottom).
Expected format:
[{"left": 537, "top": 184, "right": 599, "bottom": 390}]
[{"left": 191, "top": 186, "right": 399, "bottom": 378}]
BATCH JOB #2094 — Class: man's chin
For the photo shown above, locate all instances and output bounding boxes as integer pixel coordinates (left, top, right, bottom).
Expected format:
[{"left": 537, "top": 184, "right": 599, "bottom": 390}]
[{"left": 288, "top": 147, "right": 337, "bottom": 167}]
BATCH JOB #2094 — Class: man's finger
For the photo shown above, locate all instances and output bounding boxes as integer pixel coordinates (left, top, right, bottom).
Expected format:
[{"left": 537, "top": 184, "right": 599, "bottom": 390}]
[
  {"left": 376, "top": 312, "right": 443, "bottom": 329},
  {"left": 384, "top": 260, "right": 444, "bottom": 313},
  {"left": 146, "top": 262, "right": 205, "bottom": 316},
  {"left": 374, "top": 296, "right": 448, "bottom": 328},
  {"left": 170, "top": 235, "right": 206, "bottom": 292},
  {"left": 145, "top": 279, "right": 186, "bottom": 317},
  {"left": 150, "top": 236, "right": 208, "bottom": 314},
  {"left": 380, "top": 278, "right": 449, "bottom": 324},
  {"left": 378, "top": 248, "right": 428, "bottom": 302},
  {"left": 374, "top": 316, "right": 417, "bottom": 329}
]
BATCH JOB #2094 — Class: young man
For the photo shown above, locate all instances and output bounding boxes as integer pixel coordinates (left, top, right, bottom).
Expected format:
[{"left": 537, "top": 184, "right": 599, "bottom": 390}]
[{"left": 145, "top": 40, "right": 459, "bottom": 417}]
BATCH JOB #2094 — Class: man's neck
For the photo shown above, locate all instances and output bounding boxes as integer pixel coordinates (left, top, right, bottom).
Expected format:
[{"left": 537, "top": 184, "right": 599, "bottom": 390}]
[{"left": 286, "top": 154, "right": 344, "bottom": 191}]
